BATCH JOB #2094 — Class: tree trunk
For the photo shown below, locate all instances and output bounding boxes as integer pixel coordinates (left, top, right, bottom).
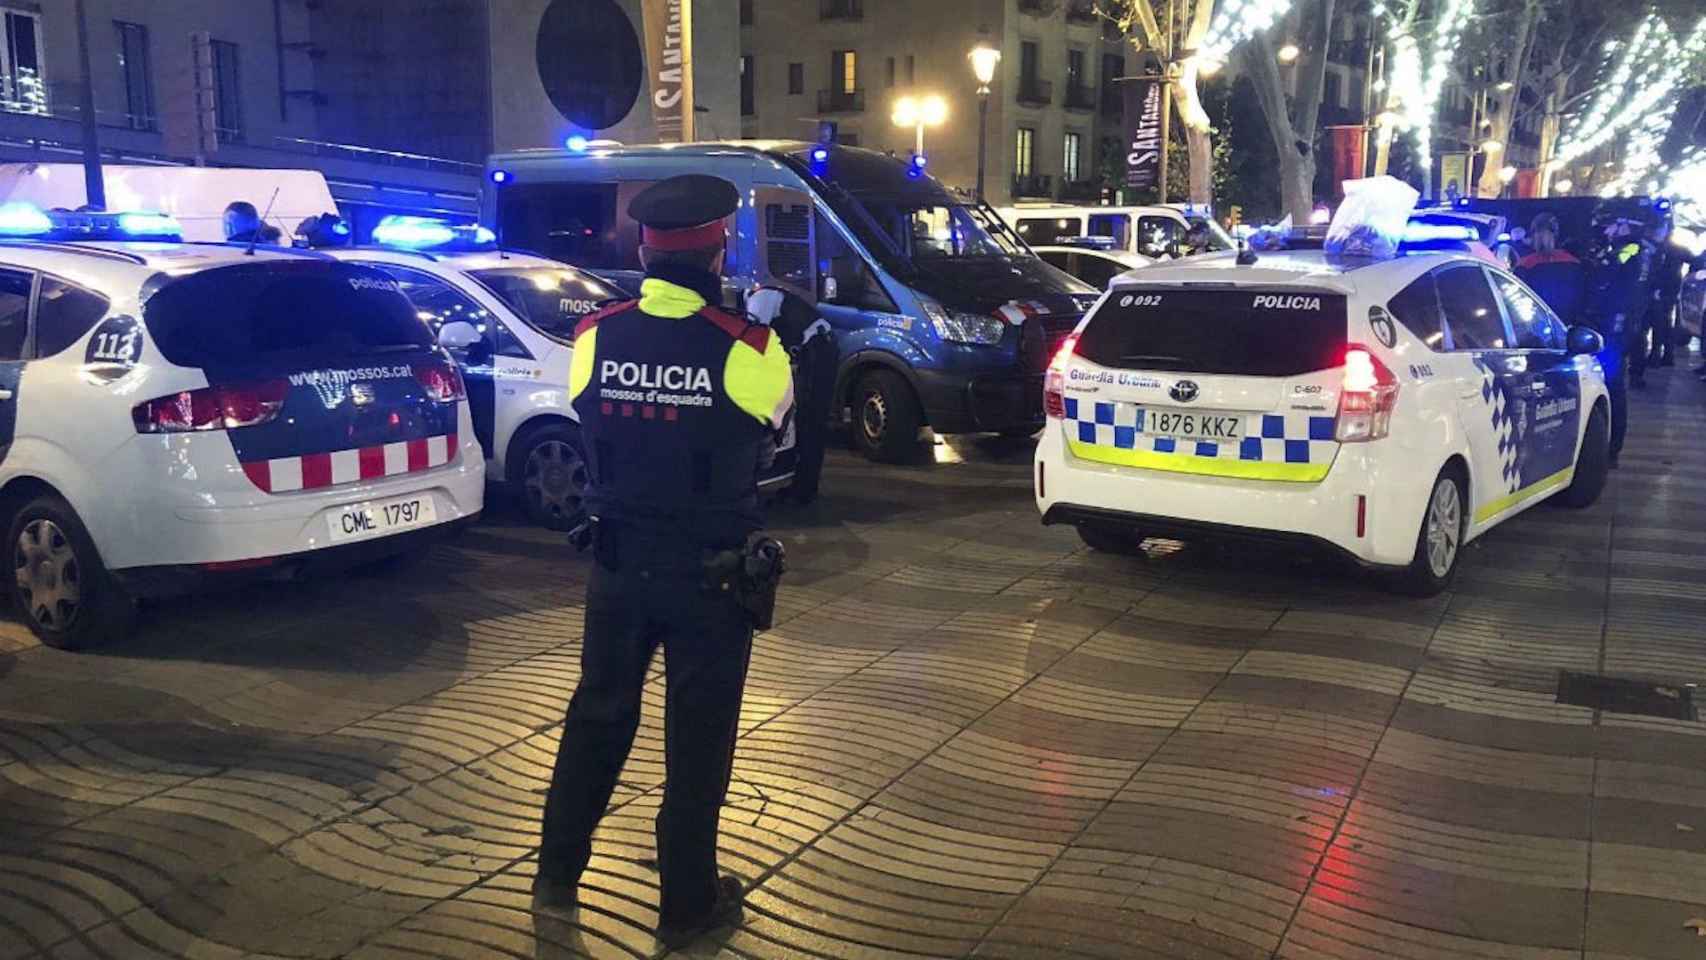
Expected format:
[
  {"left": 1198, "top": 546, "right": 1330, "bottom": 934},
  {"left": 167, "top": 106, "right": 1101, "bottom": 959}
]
[
  {"left": 1241, "top": 0, "right": 1334, "bottom": 223},
  {"left": 1476, "top": 0, "right": 1541, "bottom": 198},
  {"left": 1173, "top": 60, "right": 1214, "bottom": 205},
  {"left": 1278, "top": 148, "right": 1315, "bottom": 224}
]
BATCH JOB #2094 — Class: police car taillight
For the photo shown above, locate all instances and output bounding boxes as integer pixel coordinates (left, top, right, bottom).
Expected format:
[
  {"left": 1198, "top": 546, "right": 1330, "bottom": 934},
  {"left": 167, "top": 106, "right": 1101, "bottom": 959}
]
[
  {"left": 414, "top": 360, "right": 465, "bottom": 402},
  {"left": 1043, "top": 333, "right": 1079, "bottom": 419},
  {"left": 132, "top": 380, "right": 288, "bottom": 434},
  {"left": 1335, "top": 346, "right": 1398, "bottom": 442}
]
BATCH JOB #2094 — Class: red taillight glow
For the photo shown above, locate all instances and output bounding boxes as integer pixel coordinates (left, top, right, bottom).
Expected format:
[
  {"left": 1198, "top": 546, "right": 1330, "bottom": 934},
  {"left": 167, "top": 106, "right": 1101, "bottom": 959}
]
[
  {"left": 1044, "top": 333, "right": 1079, "bottom": 419},
  {"left": 132, "top": 379, "right": 288, "bottom": 434},
  {"left": 415, "top": 360, "right": 466, "bottom": 402},
  {"left": 1335, "top": 345, "right": 1399, "bottom": 442}
]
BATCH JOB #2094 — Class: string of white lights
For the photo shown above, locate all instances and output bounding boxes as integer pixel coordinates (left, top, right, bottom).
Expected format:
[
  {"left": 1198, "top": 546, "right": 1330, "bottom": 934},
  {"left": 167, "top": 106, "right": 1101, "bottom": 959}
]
[
  {"left": 1412, "top": 0, "right": 1477, "bottom": 169},
  {"left": 1199, "top": 0, "right": 1296, "bottom": 65},
  {"left": 1554, "top": 13, "right": 1703, "bottom": 169}
]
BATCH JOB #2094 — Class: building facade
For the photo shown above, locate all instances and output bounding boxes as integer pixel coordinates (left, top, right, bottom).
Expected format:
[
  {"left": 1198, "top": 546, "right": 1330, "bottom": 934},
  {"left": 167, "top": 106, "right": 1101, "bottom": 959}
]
[{"left": 741, "top": 0, "right": 1132, "bottom": 205}]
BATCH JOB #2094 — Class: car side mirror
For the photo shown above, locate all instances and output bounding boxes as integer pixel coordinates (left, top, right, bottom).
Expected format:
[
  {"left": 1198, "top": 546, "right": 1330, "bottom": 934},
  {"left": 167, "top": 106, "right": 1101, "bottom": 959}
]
[
  {"left": 820, "top": 275, "right": 840, "bottom": 303},
  {"left": 1567, "top": 325, "right": 1604, "bottom": 357},
  {"left": 438, "top": 320, "right": 481, "bottom": 351}
]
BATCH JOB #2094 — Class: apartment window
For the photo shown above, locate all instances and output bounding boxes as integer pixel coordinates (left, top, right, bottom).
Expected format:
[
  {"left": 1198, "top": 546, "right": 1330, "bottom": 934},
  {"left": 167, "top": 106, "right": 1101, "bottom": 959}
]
[
  {"left": 740, "top": 55, "right": 755, "bottom": 116},
  {"left": 114, "top": 21, "right": 155, "bottom": 131},
  {"left": 788, "top": 62, "right": 803, "bottom": 95},
  {"left": 211, "top": 40, "right": 244, "bottom": 144},
  {"left": 833, "top": 50, "right": 856, "bottom": 94},
  {"left": 1020, "top": 41, "right": 1039, "bottom": 82},
  {"left": 0, "top": 9, "right": 45, "bottom": 115},
  {"left": 905, "top": 55, "right": 915, "bottom": 85},
  {"left": 1015, "top": 127, "right": 1035, "bottom": 177},
  {"left": 1323, "top": 71, "right": 1341, "bottom": 109},
  {"left": 739, "top": 0, "right": 753, "bottom": 25},
  {"left": 1063, "top": 131, "right": 1081, "bottom": 181},
  {"left": 1067, "top": 49, "right": 1086, "bottom": 87},
  {"left": 886, "top": 56, "right": 895, "bottom": 87}
]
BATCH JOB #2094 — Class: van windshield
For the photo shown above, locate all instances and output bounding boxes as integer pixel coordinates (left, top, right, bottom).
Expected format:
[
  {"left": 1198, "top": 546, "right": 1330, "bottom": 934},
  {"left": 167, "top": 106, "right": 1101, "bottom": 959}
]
[{"left": 852, "top": 198, "right": 1025, "bottom": 260}]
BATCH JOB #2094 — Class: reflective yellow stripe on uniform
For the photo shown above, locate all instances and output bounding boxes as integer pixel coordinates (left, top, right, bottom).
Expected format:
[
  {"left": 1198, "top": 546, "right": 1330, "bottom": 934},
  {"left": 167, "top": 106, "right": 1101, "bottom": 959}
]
[
  {"left": 1067, "top": 439, "right": 1332, "bottom": 482},
  {"left": 568, "top": 325, "right": 597, "bottom": 403},
  {"left": 638, "top": 278, "right": 706, "bottom": 318},
  {"left": 726, "top": 332, "right": 794, "bottom": 430}
]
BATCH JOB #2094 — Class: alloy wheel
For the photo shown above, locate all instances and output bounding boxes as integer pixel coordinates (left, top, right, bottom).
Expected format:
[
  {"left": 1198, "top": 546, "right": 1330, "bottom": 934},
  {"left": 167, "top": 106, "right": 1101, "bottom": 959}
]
[
  {"left": 524, "top": 440, "right": 588, "bottom": 524},
  {"left": 16, "top": 519, "right": 81, "bottom": 631},
  {"left": 1425, "top": 479, "right": 1462, "bottom": 578}
]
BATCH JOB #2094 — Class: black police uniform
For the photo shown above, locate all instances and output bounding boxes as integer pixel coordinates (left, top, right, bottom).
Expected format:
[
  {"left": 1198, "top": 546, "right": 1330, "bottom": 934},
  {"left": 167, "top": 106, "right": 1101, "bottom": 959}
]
[
  {"left": 537, "top": 175, "right": 793, "bottom": 943},
  {"left": 1650, "top": 239, "right": 1687, "bottom": 366},
  {"left": 1582, "top": 236, "right": 1645, "bottom": 462},
  {"left": 747, "top": 284, "right": 836, "bottom": 504}
]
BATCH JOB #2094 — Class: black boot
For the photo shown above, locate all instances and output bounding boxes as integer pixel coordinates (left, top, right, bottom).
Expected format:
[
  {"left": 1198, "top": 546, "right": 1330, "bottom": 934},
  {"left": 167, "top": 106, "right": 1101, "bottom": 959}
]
[
  {"left": 532, "top": 873, "right": 578, "bottom": 913},
  {"left": 656, "top": 876, "right": 744, "bottom": 949}
]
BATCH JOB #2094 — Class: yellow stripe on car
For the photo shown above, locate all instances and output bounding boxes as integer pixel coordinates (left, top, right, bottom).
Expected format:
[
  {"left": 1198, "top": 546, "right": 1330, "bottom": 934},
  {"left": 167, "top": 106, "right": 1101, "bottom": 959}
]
[
  {"left": 1067, "top": 439, "right": 1332, "bottom": 482},
  {"left": 1473, "top": 467, "right": 1574, "bottom": 523}
]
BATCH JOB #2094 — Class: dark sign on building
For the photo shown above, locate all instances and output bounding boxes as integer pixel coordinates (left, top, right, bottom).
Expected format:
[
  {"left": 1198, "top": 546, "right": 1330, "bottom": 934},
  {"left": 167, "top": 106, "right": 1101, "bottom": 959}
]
[{"left": 1123, "top": 77, "right": 1163, "bottom": 192}]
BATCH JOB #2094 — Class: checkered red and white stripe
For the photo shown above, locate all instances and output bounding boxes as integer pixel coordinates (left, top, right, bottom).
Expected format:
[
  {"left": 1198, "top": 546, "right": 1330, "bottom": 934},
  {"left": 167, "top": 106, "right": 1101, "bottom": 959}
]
[
  {"left": 994, "top": 300, "right": 1052, "bottom": 324},
  {"left": 240, "top": 434, "right": 457, "bottom": 494}
]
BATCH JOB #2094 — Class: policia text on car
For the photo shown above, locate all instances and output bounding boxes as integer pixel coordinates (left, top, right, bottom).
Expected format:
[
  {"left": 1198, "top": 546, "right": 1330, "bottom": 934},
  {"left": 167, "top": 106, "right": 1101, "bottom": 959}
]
[{"left": 533, "top": 175, "right": 794, "bottom": 950}]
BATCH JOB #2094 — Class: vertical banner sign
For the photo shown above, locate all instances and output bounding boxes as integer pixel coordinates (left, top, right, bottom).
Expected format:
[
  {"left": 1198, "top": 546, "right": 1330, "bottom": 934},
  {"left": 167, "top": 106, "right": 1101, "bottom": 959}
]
[
  {"left": 1514, "top": 167, "right": 1539, "bottom": 198},
  {"left": 1438, "top": 153, "right": 1469, "bottom": 202},
  {"left": 642, "top": 0, "right": 694, "bottom": 142},
  {"left": 1123, "top": 77, "right": 1163, "bottom": 192},
  {"left": 1327, "top": 125, "right": 1367, "bottom": 196}
]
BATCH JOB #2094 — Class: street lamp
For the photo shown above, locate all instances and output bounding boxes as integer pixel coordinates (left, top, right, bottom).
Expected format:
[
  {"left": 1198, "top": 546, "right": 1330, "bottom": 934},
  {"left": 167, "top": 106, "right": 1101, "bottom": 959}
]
[
  {"left": 1481, "top": 138, "right": 1504, "bottom": 153},
  {"left": 969, "top": 45, "right": 1001, "bottom": 201},
  {"left": 1555, "top": 178, "right": 1574, "bottom": 194},
  {"left": 1277, "top": 43, "right": 1300, "bottom": 64},
  {"left": 892, "top": 94, "right": 947, "bottom": 158},
  {"left": 1498, "top": 165, "right": 1517, "bottom": 197}
]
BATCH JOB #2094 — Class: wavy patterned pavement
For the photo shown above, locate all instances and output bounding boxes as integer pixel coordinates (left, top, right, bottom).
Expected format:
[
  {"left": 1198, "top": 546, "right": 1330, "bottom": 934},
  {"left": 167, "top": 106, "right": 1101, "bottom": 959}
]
[{"left": 3, "top": 359, "right": 1705, "bottom": 960}]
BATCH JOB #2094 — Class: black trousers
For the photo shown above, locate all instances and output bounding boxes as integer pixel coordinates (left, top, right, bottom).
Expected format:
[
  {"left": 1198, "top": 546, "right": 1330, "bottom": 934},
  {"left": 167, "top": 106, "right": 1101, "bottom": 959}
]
[
  {"left": 539, "top": 535, "right": 753, "bottom": 924},
  {"left": 1650, "top": 299, "right": 1677, "bottom": 360},
  {"left": 1605, "top": 352, "right": 1628, "bottom": 458},
  {"left": 790, "top": 338, "right": 838, "bottom": 501}
]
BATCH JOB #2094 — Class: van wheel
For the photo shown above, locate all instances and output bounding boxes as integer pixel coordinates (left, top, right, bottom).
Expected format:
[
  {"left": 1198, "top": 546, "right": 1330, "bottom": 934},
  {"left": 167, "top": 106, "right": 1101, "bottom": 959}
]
[
  {"left": 1077, "top": 522, "right": 1145, "bottom": 556},
  {"left": 851, "top": 369, "right": 923, "bottom": 463},
  {"left": 512, "top": 422, "right": 589, "bottom": 531},
  {"left": 1389, "top": 467, "right": 1465, "bottom": 597},
  {"left": 1557, "top": 406, "right": 1609, "bottom": 509},
  {"left": 8, "top": 496, "right": 134, "bottom": 650}
]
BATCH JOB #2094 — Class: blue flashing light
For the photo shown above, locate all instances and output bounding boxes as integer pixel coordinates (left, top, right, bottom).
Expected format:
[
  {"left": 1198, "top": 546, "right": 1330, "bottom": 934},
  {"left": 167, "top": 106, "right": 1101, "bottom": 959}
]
[
  {"left": 809, "top": 146, "right": 830, "bottom": 164},
  {"left": 116, "top": 212, "right": 183, "bottom": 238},
  {"left": 1656, "top": 198, "right": 1672, "bottom": 212},
  {"left": 907, "top": 153, "right": 927, "bottom": 179},
  {"left": 1454, "top": 197, "right": 1471, "bottom": 208},
  {"left": 1496, "top": 231, "right": 1512, "bottom": 243},
  {"left": 566, "top": 135, "right": 590, "bottom": 152},
  {"left": 372, "top": 215, "right": 495, "bottom": 251},
  {"left": 0, "top": 202, "right": 52, "bottom": 237},
  {"left": 332, "top": 220, "right": 352, "bottom": 237},
  {"left": 1403, "top": 222, "right": 1479, "bottom": 243},
  {"left": 472, "top": 225, "right": 496, "bottom": 245},
  {"left": 490, "top": 169, "right": 511, "bottom": 185}
]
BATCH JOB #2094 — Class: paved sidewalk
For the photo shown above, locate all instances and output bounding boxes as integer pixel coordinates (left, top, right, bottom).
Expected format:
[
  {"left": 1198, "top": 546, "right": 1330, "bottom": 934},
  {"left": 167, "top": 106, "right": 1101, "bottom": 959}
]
[{"left": 1, "top": 360, "right": 1704, "bottom": 960}]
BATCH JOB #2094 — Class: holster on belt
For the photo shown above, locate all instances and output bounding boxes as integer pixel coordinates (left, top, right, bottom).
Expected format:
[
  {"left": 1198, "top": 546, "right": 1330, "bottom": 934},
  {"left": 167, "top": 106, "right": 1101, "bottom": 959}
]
[{"left": 703, "top": 534, "right": 787, "bottom": 630}]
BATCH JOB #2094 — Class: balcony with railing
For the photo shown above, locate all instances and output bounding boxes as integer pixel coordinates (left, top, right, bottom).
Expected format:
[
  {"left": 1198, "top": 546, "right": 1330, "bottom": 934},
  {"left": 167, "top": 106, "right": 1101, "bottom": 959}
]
[
  {"left": 1017, "top": 77, "right": 1053, "bottom": 106},
  {"left": 1065, "top": 83, "right": 1096, "bottom": 111},
  {"left": 1066, "top": 0, "right": 1099, "bottom": 23},
  {"left": 819, "top": 0, "right": 863, "bottom": 21},
  {"left": 1017, "top": 0, "right": 1052, "bottom": 16},
  {"left": 1059, "top": 179, "right": 1105, "bottom": 202},
  {"left": 817, "top": 89, "right": 866, "bottom": 113},
  {"left": 1012, "top": 173, "right": 1054, "bottom": 198}
]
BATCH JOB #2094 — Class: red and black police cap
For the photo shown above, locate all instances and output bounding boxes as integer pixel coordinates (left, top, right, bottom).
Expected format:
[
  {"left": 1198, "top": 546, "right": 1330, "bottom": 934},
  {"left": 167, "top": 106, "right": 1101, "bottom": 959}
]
[{"left": 629, "top": 174, "right": 740, "bottom": 251}]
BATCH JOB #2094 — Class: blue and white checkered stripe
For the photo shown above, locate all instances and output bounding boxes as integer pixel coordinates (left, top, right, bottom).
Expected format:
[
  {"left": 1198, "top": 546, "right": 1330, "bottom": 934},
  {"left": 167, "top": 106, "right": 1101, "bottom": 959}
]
[
  {"left": 1062, "top": 398, "right": 1337, "bottom": 465},
  {"left": 1471, "top": 357, "right": 1521, "bottom": 494}
]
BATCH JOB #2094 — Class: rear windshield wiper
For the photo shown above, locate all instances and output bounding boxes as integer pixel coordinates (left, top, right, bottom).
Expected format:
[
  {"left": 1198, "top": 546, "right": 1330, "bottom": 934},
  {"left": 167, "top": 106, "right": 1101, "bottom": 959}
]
[{"left": 1120, "top": 354, "right": 1187, "bottom": 365}]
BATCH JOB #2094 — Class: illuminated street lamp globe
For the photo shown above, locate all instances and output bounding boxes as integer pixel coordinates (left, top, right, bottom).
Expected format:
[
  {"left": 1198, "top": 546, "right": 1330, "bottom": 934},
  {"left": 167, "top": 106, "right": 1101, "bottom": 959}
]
[
  {"left": 1277, "top": 43, "right": 1300, "bottom": 63},
  {"left": 969, "top": 45, "right": 1001, "bottom": 92},
  {"left": 920, "top": 94, "right": 948, "bottom": 127}
]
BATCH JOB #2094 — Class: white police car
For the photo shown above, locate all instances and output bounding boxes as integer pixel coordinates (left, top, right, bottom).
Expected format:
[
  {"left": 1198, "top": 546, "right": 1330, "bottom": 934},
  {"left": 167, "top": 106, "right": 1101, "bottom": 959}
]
[
  {"left": 0, "top": 206, "right": 483, "bottom": 648},
  {"left": 321, "top": 217, "right": 624, "bottom": 529},
  {"left": 1036, "top": 230, "right": 1612, "bottom": 594}
]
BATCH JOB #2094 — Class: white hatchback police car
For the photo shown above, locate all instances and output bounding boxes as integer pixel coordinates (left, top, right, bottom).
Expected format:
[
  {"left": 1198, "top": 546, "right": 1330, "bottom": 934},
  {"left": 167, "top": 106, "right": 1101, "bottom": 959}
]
[
  {"left": 322, "top": 218, "right": 622, "bottom": 530},
  {"left": 0, "top": 208, "right": 483, "bottom": 648},
  {"left": 1036, "top": 239, "right": 1611, "bottom": 594}
]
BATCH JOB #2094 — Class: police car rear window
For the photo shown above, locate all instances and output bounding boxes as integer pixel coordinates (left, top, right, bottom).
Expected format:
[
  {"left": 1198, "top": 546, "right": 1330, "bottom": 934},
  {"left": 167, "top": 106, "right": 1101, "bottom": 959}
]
[
  {"left": 144, "top": 261, "right": 432, "bottom": 368},
  {"left": 1077, "top": 289, "right": 1347, "bottom": 376}
]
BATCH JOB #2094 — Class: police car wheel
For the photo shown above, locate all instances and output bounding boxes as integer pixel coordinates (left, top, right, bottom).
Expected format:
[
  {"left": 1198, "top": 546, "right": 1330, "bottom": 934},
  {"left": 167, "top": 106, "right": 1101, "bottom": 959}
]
[
  {"left": 1076, "top": 522, "right": 1145, "bottom": 556},
  {"left": 851, "top": 369, "right": 923, "bottom": 463},
  {"left": 515, "top": 423, "right": 588, "bottom": 531},
  {"left": 1557, "top": 407, "right": 1609, "bottom": 509},
  {"left": 8, "top": 497, "right": 134, "bottom": 650},
  {"left": 1390, "top": 468, "right": 1465, "bottom": 597}
]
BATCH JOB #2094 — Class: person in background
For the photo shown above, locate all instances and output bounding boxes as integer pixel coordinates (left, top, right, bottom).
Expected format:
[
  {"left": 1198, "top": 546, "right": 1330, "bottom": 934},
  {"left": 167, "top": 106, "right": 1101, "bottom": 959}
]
[
  {"left": 1581, "top": 219, "right": 1647, "bottom": 467},
  {"left": 1648, "top": 222, "right": 1686, "bottom": 369},
  {"left": 746, "top": 284, "right": 836, "bottom": 505},
  {"left": 1626, "top": 221, "right": 1660, "bottom": 390},
  {"left": 1516, "top": 214, "right": 1585, "bottom": 326},
  {"left": 223, "top": 201, "right": 262, "bottom": 243}
]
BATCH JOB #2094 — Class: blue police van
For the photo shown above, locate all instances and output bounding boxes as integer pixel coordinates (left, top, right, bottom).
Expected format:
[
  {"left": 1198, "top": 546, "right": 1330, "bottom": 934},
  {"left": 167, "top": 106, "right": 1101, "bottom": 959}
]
[{"left": 483, "top": 141, "right": 1098, "bottom": 461}]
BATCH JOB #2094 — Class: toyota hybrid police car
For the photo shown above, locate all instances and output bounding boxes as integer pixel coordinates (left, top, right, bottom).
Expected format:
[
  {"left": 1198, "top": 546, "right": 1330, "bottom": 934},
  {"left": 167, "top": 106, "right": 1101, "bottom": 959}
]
[
  {"left": 1036, "top": 225, "right": 1611, "bottom": 594},
  {"left": 0, "top": 207, "right": 483, "bottom": 648}
]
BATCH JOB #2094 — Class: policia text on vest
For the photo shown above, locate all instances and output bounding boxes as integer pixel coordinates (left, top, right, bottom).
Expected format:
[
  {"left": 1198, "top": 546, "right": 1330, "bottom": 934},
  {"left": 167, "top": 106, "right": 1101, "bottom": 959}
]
[{"left": 536, "top": 174, "right": 794, "bottom": 950}]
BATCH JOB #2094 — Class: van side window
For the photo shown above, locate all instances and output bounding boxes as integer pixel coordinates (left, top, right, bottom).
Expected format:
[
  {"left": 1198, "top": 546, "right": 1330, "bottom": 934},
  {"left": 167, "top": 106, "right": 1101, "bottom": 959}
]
[
  {"left": 1135, "top": 216, "right": 1178, "bottom": 258},
  {"left": 1387, "top": 272, "right": 1450, "bottom": 351},
  {"left": 0, "top": 269, "right": 30, "bottom": 361},
  {"left": 1490, "top": 269, "right": 1566, "bottom": 350},
  {"left": 35, "top": 277, "right": 110, "bottom": 358},
  {"left": 497, "top": 182, "right": 638, "bottom": 272},
  {"left": 815, "top": 208, "right": 896, "bottom": 313},
  {"left": 1435, "top": 265, "right": 1509, "bottom": 350},
  {"left": 762, "top": 197, "right": 813, "bottom": 294},
  {"left": 1087, "top": 213, "right": 1130, "bottom": 250}
]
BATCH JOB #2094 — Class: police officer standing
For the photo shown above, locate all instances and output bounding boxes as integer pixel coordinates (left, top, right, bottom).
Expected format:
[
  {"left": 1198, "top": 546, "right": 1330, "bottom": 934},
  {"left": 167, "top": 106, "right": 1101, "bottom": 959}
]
[
  {"left": 1582, "top": 219, "right": 1647, "bottom": 467},
  {"left": 747, "top": 284, "right": 835, "bottom": 504},
  {"left": 535, "top": 175, "right": 794, "bottom": 949}
]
